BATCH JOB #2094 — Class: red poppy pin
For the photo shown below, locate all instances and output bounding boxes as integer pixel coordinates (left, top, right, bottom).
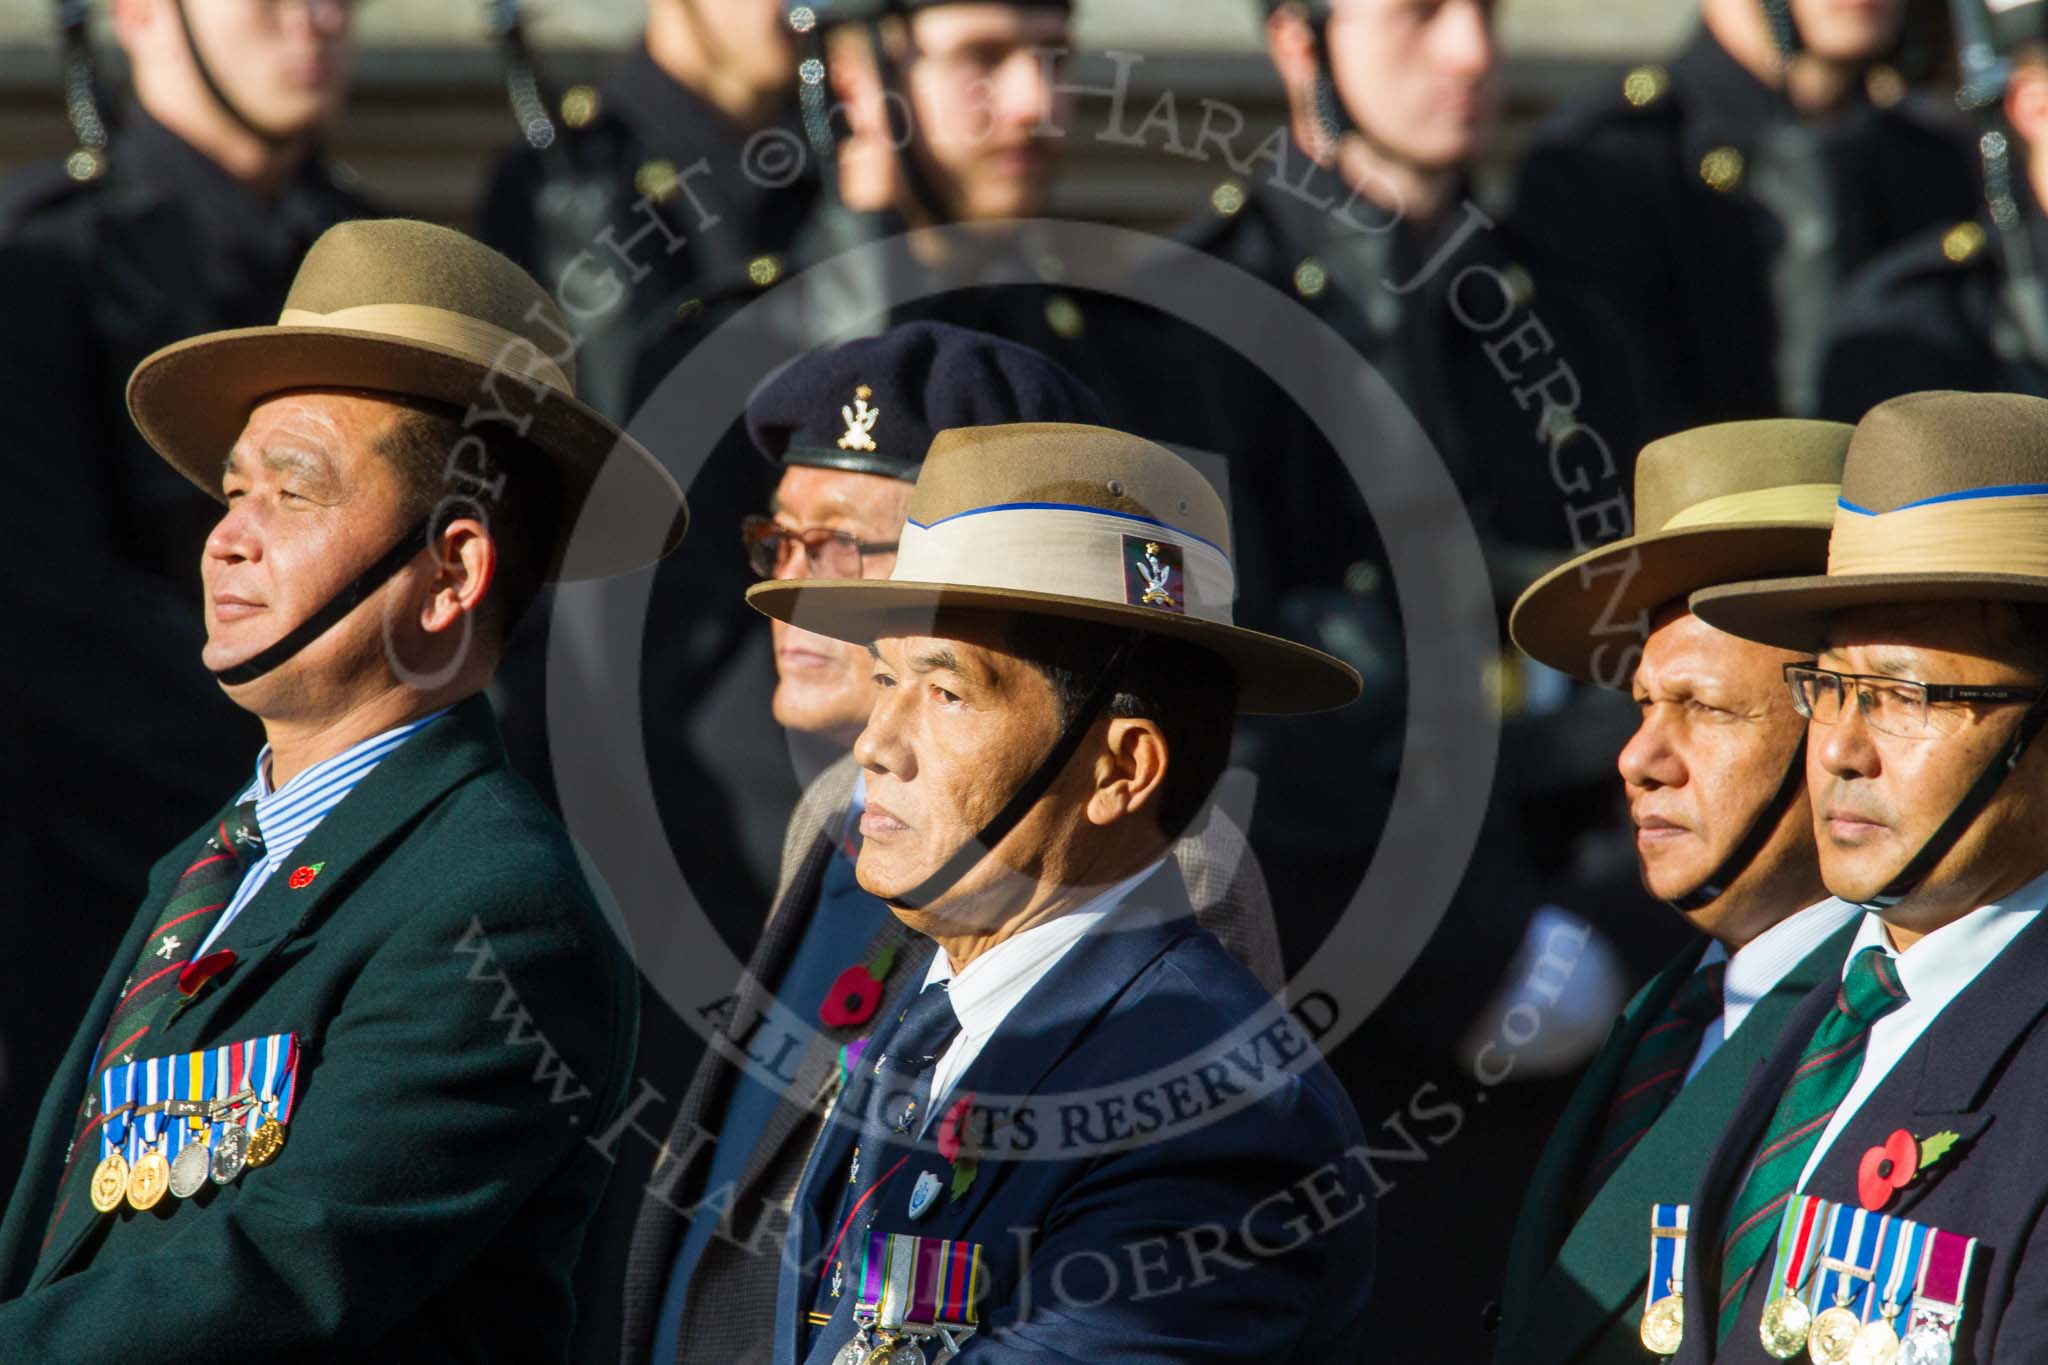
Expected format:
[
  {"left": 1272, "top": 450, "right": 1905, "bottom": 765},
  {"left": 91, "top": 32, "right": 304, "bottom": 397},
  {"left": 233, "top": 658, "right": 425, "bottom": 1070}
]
[
  {"left": 938, "top": 1093, "right": 980, "bottom": 1202},
  {"left": 176, "top": 949, "right": 238, "bottom": 997},
  {"left": 287, "top": 862, "right": 326, "bottom": 890},
  {"left": 819, "top": 945, "right": 898, "bottom": 1029},
  {"left": 1858, "top": 1127, "right": 1962, "bottom": 1210}
]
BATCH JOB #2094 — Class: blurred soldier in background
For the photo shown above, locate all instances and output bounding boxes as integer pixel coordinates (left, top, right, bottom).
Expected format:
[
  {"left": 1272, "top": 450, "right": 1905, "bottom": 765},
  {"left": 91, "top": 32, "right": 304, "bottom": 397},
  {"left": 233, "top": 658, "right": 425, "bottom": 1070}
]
[
  {"left": 477, "top": 0, "right": 820, "bottom": 422},
  {"left": 1822, "top": 0, "right": 2048, "bottom": 415},
  {"left": 1512, "top": 0, "right": 1976, "bottom": 462},
  {"left": 0, "top": 0, "right": 366, "bottom": 1180},
  {"left": 476, "top": 0, "right": 826, "bottom": 1126}
]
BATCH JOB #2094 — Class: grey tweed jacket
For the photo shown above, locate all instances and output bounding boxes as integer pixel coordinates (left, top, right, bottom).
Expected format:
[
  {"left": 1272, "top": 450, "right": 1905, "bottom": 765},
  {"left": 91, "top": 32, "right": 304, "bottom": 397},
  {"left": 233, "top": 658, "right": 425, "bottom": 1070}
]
[{"left": 618, "top": 753, "right": 1284, "bottom": 1365}]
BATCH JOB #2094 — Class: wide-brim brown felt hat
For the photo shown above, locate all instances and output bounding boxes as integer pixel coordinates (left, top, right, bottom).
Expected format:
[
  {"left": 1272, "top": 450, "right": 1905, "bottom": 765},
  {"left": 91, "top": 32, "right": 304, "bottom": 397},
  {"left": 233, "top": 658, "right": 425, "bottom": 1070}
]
[
  {"left": 745, "top": 423, "right": 1362, "bottom": 715},
  {"left": 1509, "top": 419, "right": 1850, "bottom": 685},
  {"left": 126, "top": 217, "right": 687, "bottom": 581},
  {"left": 1693, "top": 391, "right": 2048, "bottom": 651}
]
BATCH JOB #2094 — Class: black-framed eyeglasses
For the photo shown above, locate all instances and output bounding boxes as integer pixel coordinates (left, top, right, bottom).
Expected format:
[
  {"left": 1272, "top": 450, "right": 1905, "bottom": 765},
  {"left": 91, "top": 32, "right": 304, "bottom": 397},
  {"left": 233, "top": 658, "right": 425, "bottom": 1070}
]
[
  {"left": 741, "top": 514, "right": 900, "bottom": 580},
  {"left": 1783, "top": 663, "right": 2043, "bottom": 740}
]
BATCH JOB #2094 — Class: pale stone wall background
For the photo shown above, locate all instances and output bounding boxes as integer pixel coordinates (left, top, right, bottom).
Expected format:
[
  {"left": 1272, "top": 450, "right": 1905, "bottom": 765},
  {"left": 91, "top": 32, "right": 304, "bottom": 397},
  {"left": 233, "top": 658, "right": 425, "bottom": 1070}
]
[{"left": 0, "top": 0, "right": 1695, "bottom": 58}]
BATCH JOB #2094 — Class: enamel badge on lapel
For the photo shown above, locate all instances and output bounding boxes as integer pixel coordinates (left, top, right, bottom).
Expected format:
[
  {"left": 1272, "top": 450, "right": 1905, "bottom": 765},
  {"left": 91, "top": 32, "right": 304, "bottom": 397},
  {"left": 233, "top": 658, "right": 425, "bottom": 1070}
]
[
  {"left": 907, "top": 1170, "right": 943, "bottom": 1220},
  {"left": 1858, "top": 1128, "right": 1962, "bottom": 1211},
  {"left": 287, "top": 862, "right": 325, "bottom": 890}
]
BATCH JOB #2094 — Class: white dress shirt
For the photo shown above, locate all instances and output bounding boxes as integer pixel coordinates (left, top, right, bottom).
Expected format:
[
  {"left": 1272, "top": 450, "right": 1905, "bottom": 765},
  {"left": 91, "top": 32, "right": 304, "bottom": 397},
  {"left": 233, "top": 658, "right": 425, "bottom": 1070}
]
[
  {"left": 1683, "top": 897, "right": 1861, "bottom": 1085},
  {"left": 1795, "top": 868, "right": 2048, "bottom": 1189},
  {"left": 917, "top": 857, "right": 1168, "bottom": 1132}
]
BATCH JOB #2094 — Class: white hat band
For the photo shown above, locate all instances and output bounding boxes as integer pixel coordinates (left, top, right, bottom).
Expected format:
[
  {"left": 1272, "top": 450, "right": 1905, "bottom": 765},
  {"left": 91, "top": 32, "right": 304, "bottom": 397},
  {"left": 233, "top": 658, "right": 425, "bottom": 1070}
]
[
  {"left": 1829, "top": 487, "right": 2048, "bottom": 579},
  {"left": 1658, "top": 482, "right": 1840, "bottom": 531},
  {"left": 893, "top": 504, "right": 1237, "bottom": 624}
]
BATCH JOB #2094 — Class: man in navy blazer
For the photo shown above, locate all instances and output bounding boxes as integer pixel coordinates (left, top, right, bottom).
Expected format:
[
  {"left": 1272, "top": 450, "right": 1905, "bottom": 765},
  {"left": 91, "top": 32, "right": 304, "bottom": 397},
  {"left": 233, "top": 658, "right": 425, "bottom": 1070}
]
[
  {"left": 745, "top": 422, "right": 1373, "bottom": 1362},
  {"left": 1677, "top": 390, "right": 2048, "bottom": 1363}
]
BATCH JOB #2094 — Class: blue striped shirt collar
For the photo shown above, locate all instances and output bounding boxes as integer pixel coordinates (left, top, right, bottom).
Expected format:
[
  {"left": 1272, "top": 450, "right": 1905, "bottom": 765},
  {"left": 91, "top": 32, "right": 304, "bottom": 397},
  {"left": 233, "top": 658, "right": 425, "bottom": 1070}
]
[{"left": 237, "top": 707, "right": 452, "bottom": 865}]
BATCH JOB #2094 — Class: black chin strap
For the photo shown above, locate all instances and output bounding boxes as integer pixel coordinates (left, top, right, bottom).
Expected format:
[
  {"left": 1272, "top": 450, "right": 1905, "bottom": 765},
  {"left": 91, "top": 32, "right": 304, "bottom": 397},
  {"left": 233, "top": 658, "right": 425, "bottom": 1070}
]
[
  {"left": 172, "top": 0, "right": 303, "bottom": 150},
  {"left": 1306, "top": 14, "right": 1356, "bottom": 151},
  {"left": 1667, "top": 737, "right": 1809, "bottom": 914},
  {"left": 213, "top": 518, "right": 431, "bottom": 687},
  {"left": 1760, "top": 0, "right": 1802, "bottom": 60},
  {"left": 869, "top": 15, "right": 953, "bottom": 227},
  {"left": 889, "top": 634, "right": 1141, "bottom": 913},
  {"left": 1859, "top": 695, "right": 2048, "bottom": 911}
]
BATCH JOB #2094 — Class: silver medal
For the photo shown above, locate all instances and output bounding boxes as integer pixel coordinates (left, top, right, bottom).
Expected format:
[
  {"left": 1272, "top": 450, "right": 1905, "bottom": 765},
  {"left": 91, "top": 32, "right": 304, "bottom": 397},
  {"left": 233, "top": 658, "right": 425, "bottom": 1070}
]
[
  {"left": 168, "top": 1140, "right": 211, "bottom": 1198},
  {"left": 1899, "top": 1330, "right": 1952, "bottom": 1365},
  {"left": 211, "top": 1123, "right": 250, "bottom": 1184}
]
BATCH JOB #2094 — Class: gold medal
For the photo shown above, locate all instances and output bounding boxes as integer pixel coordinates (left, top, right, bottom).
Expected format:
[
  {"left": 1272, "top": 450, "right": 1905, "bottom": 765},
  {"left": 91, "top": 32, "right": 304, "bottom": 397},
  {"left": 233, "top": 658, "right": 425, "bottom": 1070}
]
[
  {"left": 126, "top": 1149, "right": 170, "bottom": 1211},
  {"left": 1640, "top": 1293, "right": 1684, "bottom": 1356},
  {"left": 246, "top": 1118, "right": 286, "bottom": 1168},
  {"left": 1809, "top": 1306, "right": 1862, "bottom": 1364},
  {"left": 1760, "top": 1294, "right": 1814, "bottom": 1358},
  {"left": 1850, "top": 1318, "right": 1901, "bottom": 1365},
  {"left": 88, "top": 1152, "right": 130, "bottom": 1214}
]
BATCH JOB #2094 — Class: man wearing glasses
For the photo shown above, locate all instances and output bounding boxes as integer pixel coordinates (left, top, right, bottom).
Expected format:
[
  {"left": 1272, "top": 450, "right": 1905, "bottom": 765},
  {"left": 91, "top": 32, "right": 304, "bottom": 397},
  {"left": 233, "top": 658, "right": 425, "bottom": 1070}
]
[
  {"left": 619, "top": 322, "right": 1283, "bottom": 1365},
  {"left": 1673, "top": 389, "right": 2048, "bottom": 1362}
]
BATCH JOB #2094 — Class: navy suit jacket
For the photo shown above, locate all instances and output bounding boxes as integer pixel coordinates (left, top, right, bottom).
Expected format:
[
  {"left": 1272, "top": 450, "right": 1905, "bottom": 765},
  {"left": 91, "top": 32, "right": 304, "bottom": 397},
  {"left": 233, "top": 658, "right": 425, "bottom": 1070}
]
[
  {"left": 777, "top": 871, "right": 1373, "bottom": 1364},
  {"left": 1678, "top": 908, "right": 2048, "bottom": 1363}
]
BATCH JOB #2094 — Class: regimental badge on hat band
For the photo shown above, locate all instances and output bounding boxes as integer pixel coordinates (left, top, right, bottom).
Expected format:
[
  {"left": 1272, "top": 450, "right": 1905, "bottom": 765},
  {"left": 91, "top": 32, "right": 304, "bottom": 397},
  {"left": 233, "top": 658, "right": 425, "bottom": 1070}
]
[
  {"left": 840, "top": 384, "right": 881, "bottom": 454},
  {"left": 1123, "top": 536, "right": 1185, "bottom": 614}
]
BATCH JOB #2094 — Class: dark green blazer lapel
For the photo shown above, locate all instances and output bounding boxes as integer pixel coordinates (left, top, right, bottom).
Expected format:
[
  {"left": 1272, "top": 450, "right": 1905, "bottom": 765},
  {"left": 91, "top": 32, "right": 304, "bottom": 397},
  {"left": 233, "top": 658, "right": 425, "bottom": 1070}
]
[
  {"left": 1509, "top": 917, "right": 1859, "bottom": 1365},
  {"left": 1496, "top": 942, "right": 1703, "bottom": 1359},
  {"left": 155, "top": 696, "right": 505, "bottom": 1046}
]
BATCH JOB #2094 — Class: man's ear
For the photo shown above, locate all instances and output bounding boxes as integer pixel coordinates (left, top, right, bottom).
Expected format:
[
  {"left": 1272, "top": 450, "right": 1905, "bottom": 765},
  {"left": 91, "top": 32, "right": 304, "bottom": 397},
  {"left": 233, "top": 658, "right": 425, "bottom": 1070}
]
[
  {"left": 2009, "top": 62, "right": 2048, "bottom": 147},
  {"left": 829, "top": 25, "right": 888, "bottom": 139},
  {"left": 1087, "top": 716, "right": 1169, "bottom": 831},
  {"left": 1266, "top": 5, "right": 1320, "bottom": 110},
  {"left": 420, "top": 516, "right": 495, "bottom": 635}
]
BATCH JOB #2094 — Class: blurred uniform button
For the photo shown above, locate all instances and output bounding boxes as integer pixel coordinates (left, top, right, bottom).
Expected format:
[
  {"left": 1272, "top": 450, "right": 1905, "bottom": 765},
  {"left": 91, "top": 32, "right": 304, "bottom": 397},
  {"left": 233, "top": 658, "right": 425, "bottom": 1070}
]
[
  {"left": 635, "top": 159, "right": 680, "bottom": 203},
  {"left": 65, "top": 147, "right": 106, "bottom": 182},
  {"left": 1942, "top": 221, "right": 1987, "bottom": 263},
  {"left": 748, "top": 254, "right": 784, "bottom": 287},
  {"left": 560, "top": 85, "right": 601, "bottom": 129},
  {"left": 1211, "top": 179, "right": 1247, "bottom": 217},
  {"left": 1699, "top": 146, "right": 1745, "bottom": 193},
  {"left": 1045, "top": 294, "right": 1085, "bottom": 339},
  {"left": 1622, "top": 64, "right": 1669, "bottom": 108},
  {"left": 1293, "top": 257, "right": 1329, "bottom": 299}
]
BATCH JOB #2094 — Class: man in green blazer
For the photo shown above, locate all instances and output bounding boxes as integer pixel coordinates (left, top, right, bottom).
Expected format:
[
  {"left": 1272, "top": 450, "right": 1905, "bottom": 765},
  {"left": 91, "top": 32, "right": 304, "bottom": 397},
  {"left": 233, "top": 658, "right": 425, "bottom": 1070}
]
[
  {"left": 0, "top": 218, "right": 687, "bottom": 1361},
  {"left": 1495, "top": 420, "right": 1864, "bottom": 1363}
]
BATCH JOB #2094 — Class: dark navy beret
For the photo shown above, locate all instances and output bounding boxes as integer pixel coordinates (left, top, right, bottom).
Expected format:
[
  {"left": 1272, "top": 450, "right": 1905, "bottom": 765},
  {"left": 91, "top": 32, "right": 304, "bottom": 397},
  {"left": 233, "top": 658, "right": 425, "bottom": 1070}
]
[{"left": 744, "top": 320, "right": 1107, "bottom": 481}]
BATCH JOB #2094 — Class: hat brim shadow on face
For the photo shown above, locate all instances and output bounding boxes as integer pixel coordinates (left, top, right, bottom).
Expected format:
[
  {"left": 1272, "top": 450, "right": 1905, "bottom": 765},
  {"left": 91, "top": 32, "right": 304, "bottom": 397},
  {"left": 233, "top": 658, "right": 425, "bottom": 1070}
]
[
  {"left": 127, "top": 325, "right": 688, "bottom": 582},
  {"left": 1690, "top": 572, "right": 2048, "bottom": 655},
  {"left": 745, "top": 578, "right": 1363, "bottom": 716},
  {"left": 1510, "top": 523, "right": 1835, "bottom": 684}
]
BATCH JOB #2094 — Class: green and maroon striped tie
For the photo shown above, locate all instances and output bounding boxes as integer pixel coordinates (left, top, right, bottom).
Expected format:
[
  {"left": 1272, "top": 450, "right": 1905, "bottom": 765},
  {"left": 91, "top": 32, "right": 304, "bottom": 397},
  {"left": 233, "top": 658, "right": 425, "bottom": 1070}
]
[
  {"left": 39, "top": 801, "right": 262, "bottom": 1256},
  {"left": 1714, "top": 945, "right": 1907, "bottom": 1344},
  {"left": 1577, "top": 960, "right": 1727, "bottom": 1209}
]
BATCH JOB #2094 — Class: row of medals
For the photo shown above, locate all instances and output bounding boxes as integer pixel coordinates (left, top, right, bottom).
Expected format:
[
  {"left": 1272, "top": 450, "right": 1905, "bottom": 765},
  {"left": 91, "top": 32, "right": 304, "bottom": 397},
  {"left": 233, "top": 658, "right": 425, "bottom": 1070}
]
[
  {"left": 1641, "top": 1291, "right": 1940, "bottom": 1364},
  {"left": 87, "top": 1089, "right": 286, "bottom": 1214},
  {"left": 835, "top": 1328, "right": 934, "bottom": 1365}
]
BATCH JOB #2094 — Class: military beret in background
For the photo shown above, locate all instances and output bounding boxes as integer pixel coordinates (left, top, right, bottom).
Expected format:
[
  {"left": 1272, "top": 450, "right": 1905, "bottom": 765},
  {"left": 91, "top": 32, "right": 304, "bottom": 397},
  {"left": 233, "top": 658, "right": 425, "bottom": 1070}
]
[{"left": 744, "top": 320, "right": 1107, "bottom": 480}]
